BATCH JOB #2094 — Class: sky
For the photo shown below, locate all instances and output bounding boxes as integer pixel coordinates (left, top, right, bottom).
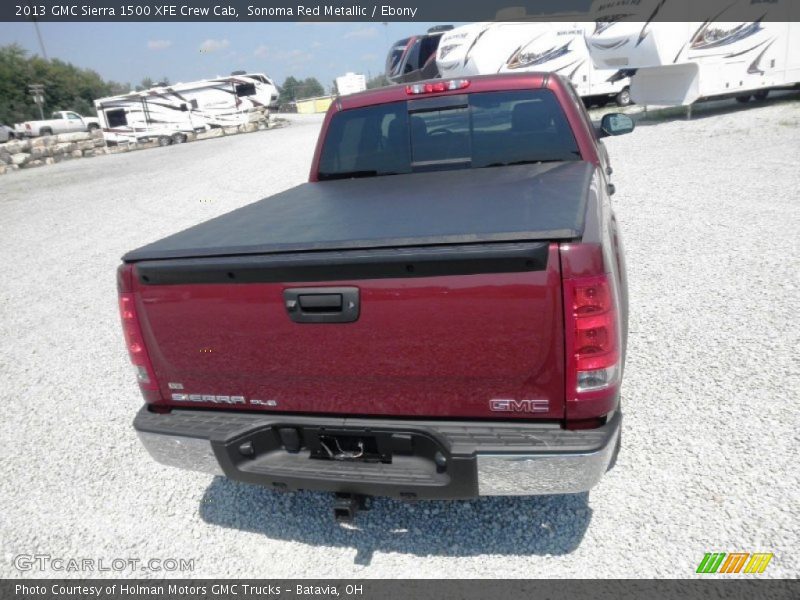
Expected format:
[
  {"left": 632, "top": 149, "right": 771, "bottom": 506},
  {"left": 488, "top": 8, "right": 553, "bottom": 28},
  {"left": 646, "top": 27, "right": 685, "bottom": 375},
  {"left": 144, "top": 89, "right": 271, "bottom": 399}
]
[{"left": 0, "top": 21, "right": 468, "bottom": 91}]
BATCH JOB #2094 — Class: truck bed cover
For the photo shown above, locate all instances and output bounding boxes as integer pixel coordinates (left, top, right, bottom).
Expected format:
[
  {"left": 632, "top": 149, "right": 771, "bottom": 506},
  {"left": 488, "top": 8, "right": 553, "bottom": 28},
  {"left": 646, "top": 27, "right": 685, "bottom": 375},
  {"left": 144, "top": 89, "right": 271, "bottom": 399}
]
[{"left": 123, "top": 161, "right": 593, "bottom": 263}]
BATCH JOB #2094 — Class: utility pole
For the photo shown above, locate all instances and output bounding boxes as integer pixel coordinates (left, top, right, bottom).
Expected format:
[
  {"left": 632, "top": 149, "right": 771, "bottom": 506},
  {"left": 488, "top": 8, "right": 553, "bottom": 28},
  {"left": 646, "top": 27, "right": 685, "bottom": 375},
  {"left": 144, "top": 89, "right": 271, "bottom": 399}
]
[
  {"left": 29, "top": 84, "right": 45, "bottom": 120},
  {"left": 32, "top": 18, "right": 48, "bottom": 61}
]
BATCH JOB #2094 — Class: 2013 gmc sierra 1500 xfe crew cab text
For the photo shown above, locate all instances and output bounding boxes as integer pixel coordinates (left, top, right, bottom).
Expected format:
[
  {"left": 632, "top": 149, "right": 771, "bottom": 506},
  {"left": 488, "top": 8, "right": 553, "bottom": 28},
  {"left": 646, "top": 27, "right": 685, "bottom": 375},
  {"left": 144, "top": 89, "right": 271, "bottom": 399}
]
[{"left": 118, "top": 73, "right": 634, "bottom": 520}]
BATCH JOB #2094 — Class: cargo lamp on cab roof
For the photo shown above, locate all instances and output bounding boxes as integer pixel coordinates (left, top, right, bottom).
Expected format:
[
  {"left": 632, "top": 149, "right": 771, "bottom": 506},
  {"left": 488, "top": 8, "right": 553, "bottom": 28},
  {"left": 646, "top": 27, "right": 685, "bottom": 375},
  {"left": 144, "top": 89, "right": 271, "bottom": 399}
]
[{"left": 405, "top": 79, "right": 470, "bottom": 95}]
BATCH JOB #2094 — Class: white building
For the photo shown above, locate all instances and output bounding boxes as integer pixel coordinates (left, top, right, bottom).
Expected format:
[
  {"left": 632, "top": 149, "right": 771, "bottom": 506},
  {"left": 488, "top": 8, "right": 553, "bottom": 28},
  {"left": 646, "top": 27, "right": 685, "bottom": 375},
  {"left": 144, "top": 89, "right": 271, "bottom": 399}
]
[{"left": 336, "top": 73, "right": 367, "bottom": 96}]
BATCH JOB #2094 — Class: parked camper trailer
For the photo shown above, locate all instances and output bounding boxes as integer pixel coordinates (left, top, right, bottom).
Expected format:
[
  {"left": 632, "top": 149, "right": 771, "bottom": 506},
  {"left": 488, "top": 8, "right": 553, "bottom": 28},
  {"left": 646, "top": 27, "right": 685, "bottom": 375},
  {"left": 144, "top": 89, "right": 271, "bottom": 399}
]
[
  {"left": 233, "top": 72, "right": 280, "bottom": 108},
  {"left": 586, "top": 0, "right": 800, "bottom": 106},
  {"left": 95, "top": 88, "right": 202, "bottom": 146},
  {"left": 94, "top": 74, "right": 277, "bottom": 144},
  {"left": 436, "top": 22, "right": 634, "bottom": 106}
]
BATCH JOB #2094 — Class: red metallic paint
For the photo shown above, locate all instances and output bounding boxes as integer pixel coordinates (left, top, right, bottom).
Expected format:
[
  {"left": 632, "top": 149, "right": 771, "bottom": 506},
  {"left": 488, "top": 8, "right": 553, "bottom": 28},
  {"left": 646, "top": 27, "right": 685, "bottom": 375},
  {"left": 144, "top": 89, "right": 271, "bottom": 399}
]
[
  {"left": 559, "top": 242, "right": 607, "bottom": 279},
  {"left": 132, "top": 245, "right": 566, "bottom": 419}
]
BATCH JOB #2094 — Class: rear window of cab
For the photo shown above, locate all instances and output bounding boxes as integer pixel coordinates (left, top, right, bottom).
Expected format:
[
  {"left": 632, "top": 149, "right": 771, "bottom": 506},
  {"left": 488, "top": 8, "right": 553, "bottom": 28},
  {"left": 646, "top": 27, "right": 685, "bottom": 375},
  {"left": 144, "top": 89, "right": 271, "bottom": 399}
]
[{"left": 318, "top": 89, "right": 580, "bottom": 180}]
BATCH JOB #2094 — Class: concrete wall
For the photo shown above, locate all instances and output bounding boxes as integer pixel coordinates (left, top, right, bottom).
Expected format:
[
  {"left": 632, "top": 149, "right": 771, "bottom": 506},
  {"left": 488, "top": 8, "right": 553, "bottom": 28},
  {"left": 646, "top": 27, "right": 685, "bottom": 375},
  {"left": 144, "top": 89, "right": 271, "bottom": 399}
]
[
  {"left": 0, "top": 116, "right": 279, "bottom": 176},
  {"left": 0, "top": 130, "right": 108, "bottom": 174}
]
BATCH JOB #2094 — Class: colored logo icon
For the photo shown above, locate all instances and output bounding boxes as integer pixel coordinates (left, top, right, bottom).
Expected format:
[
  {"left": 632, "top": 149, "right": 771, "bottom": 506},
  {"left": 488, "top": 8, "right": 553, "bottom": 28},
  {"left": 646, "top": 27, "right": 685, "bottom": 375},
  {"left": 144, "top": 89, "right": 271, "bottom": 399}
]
[{"left": 697, "top": 552, "right": 773, "bottom": 574}]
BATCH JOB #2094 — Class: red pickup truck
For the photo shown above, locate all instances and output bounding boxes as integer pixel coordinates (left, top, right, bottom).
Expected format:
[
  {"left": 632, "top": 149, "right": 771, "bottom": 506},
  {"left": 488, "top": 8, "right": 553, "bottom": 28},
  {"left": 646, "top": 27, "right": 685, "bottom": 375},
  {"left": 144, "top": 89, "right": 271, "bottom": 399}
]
[{"left": 120, "top": 73, "right": 633, "bottom": 519}]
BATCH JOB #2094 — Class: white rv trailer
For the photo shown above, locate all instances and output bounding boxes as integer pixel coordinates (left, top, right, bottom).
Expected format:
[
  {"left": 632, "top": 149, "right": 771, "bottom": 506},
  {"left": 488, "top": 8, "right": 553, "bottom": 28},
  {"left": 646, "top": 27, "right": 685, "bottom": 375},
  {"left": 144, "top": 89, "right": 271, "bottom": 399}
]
[
  {"left": 586, "top": 0, "right": 800, "bottom": 106},
  {"left": 94, "top": 74, "right": 278, "bottom": 144},
  {"left": 234, "top": 72, "right": 280, "bottom": 108},
  {"left": 436, "top": 22, "right": 634, "bottom": 106}
]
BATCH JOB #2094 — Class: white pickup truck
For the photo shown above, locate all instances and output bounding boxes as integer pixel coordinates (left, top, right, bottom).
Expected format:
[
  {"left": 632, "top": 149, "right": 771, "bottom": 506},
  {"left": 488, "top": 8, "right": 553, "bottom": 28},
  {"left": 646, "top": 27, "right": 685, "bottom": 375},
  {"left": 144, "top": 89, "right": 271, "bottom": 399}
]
[{"left": 15, "top": 111, "right": 101, "bottom": 137}]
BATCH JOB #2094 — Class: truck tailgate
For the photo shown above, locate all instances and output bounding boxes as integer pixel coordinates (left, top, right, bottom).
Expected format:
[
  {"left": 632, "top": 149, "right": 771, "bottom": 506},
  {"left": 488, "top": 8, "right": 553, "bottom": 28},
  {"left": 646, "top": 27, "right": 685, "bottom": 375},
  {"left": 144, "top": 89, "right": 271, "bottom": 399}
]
[{"left": 132, "top": 242, "right": 565, "bottom": 419}]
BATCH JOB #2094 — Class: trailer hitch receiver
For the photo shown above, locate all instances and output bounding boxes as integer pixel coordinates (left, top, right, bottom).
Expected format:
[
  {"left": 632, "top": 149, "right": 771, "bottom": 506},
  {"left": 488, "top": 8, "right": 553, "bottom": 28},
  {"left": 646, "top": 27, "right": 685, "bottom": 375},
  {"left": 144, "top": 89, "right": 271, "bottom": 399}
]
[{"left": 333, "top": 493, "right": 368, "bottom": 523}]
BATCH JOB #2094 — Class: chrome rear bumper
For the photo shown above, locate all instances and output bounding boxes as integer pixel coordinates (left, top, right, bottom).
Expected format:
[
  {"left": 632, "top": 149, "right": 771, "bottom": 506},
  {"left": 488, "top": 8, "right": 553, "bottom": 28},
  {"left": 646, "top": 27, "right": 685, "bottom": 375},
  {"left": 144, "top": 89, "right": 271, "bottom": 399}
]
[{"left": 135, "top": 407, "right": 620, "bottom": 498}]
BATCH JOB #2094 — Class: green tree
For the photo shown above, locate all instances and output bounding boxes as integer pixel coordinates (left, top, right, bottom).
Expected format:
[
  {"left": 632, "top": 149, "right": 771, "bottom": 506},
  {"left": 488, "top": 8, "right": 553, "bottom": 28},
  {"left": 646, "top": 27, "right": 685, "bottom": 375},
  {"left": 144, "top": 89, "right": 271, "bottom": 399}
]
[
  {"left": 299, "top": 77, "right": 324, "bottom": 98},
  {"left": 278, "top": 76, "right": 326, "bottom": 103},
  {"left": 366, "top": 74, "right": 390, "bottom": 89},
  {"left": 0, "top": 44, "right": 128, "bottom": 125},
  {"left": 278, "top": 75, "right": 301, "bottom": 104},
  {"left": 135, "top": 77, "right": 154, "bottom": 91},
  {"left": 0, "top": 44, "right": 34, "bottom": 124},
  {"left": 132, "top": 77, "right": 173, "bottom": 92}
]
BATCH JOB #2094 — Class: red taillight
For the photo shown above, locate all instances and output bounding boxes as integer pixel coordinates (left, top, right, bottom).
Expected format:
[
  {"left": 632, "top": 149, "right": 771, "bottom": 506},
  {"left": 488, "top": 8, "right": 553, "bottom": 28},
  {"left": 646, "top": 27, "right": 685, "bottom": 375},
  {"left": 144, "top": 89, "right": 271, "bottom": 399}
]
[
  {"left": 561, "top": 244, "right": 621, "bottom": 421},
  {"left": 117, "top": 264, "right": 160, "bottom": 399},
  {"left": 568, "top": 276, "right": 619, "bottom": 373},
  {"left": 406, "top": 79, "right": 470, "bottom": 95}
]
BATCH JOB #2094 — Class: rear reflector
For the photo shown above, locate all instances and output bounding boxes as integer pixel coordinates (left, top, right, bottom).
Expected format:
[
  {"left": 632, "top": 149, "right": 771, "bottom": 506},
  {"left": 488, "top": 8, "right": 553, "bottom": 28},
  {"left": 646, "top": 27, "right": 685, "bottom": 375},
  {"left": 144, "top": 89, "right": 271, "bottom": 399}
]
[
  {"left": 117, "top": 264, "right": 160, "bottom": 399},
  {"left": 406, "top": 79, "right": 470, "bottom": 95}
]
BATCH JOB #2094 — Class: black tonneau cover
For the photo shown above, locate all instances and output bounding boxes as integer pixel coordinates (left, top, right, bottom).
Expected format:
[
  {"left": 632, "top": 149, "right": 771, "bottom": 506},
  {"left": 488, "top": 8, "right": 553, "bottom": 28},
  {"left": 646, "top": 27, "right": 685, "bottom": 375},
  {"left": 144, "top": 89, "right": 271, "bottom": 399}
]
[{"left": 123, "top": 162, "right": 594, "bottom": 263}]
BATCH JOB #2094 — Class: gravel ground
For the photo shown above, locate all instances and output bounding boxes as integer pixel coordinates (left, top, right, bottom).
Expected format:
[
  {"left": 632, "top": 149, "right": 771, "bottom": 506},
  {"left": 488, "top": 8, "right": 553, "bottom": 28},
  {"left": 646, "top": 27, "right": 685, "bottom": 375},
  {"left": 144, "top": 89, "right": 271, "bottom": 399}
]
[{"left": 1, "top": 97, "right": 798, "bottom": 579}]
